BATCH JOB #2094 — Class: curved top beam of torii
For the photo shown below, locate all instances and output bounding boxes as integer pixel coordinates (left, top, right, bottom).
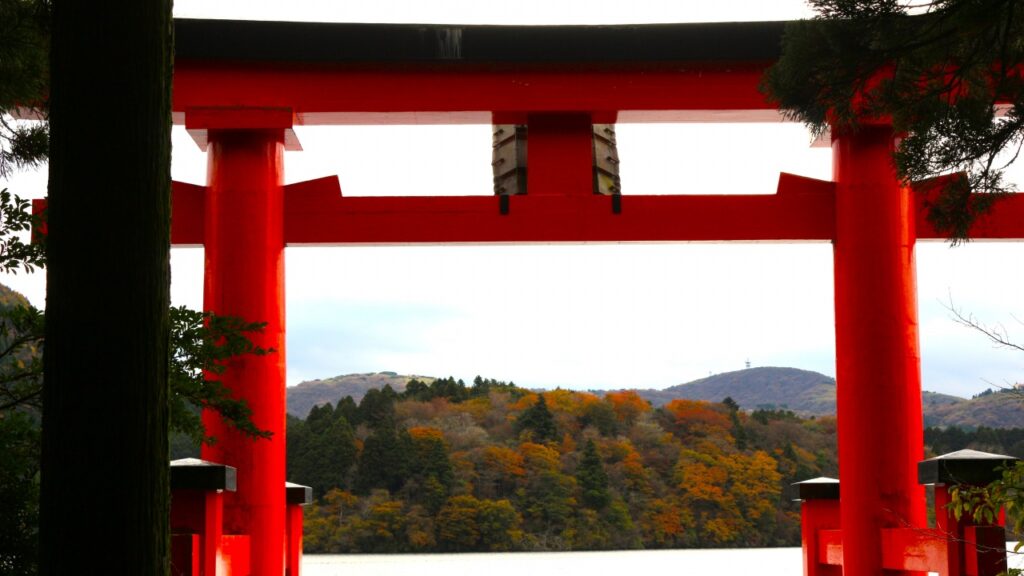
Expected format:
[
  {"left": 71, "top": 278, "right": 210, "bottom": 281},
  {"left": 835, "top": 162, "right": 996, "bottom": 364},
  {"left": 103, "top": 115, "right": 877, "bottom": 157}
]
[{"left": 159, "top": 18, "right": 1024, "bottom": 246}]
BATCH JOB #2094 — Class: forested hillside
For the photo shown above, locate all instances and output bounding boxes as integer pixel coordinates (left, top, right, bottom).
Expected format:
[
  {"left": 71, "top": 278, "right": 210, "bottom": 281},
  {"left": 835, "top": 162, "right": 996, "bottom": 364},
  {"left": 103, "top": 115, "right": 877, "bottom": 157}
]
[
  {"left": 0, "top": 284, "right": 41, "bottom": 571},
  {"left": 923, "top": 388, "right": 1024, "bottom": 429},
  {"left": 925, "top": 425, "right": 1024, "bottom": 458},
  {"left": 287, "top": 376, "right": 838, "bottom": 552},
  {"left": 289, "top": 368, "right": 1024, "bottom": 429}
]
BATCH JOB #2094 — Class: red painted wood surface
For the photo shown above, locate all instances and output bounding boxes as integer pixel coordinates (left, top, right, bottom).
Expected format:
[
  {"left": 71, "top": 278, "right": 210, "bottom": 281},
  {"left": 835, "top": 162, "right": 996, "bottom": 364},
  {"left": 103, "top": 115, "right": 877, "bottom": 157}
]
[
  {"left": 286, "top": 504, "right": 304, "bottom": 576},
  {"left": 200, "top": 129, "right": 287, "bottom": 576},
  {"left": 526, "top": 113, "right": 595, "bottom": 197},
  {"left": 800, "top": 500, "right": 842, "bottom": 576},
  {"left": 164, "top": 176, "right": 1024, "bottom": 247},
  {"left": 170, "top": 182, "right": 205, "bottom": 246},
  {"left": 220, "top": 535, "right": 251, "bottom": 576},
  {"left": 171, "top": 534, "right": 200, "bottom": 576},
  {"left": 170, "top": 489, "right": 225, "bottom": 576},
  {"left": 832, "top": 126, "right": 927, "bottom": 576},
  {"left": 817, "top": 529, "right": 844, "bottom": 566},
  {"left": 935, "top": 485, "right": 967, "bottom": 576},
  {"left": 283, "top": 179, "right": 837, "bottom": 245},
  {"left": 815, "top": 523, "right": 1008, "bottom": 576},
  {"left": 173, "top": 63, "right": 775, "bottom": 125},
  {"left": 881, "top": 528, "right": 949, "bottom": 573},
  {"left": 964, "top": 526, "right": 1009, "bottom": 576}
]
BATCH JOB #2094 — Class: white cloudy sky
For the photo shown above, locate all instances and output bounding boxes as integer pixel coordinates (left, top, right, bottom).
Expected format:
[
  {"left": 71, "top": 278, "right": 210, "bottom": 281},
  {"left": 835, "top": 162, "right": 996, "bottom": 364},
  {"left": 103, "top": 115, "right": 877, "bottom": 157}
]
[{"left": 3, "top": 1, "right": 1024, "bottom": 398}]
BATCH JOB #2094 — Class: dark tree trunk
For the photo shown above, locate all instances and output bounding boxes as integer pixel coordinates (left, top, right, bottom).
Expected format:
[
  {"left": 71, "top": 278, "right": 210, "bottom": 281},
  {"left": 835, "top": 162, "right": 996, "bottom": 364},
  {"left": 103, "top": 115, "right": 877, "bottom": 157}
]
[{"left": 40, "top": 1, "right": 173, "bottom": 574}]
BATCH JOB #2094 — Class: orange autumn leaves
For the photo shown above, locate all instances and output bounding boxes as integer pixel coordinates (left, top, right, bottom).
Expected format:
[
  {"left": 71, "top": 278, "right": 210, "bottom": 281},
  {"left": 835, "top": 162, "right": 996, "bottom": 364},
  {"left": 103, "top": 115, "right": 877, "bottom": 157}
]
[{"left": 296, "top": 384, "right": 836, "bottom": 552}]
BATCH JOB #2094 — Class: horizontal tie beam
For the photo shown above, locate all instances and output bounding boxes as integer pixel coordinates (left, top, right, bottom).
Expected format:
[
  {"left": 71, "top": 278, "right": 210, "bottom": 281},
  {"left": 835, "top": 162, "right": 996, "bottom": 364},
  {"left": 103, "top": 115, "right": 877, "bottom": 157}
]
[
  {"left": 173, "top": 65, "right": 777, "bottom": 126},
  {"left": 166, "top": 173, "right": 834, "bottom": 245},
  {"left": 33, "top": 174, "right": 1024, "bottom": 246}
]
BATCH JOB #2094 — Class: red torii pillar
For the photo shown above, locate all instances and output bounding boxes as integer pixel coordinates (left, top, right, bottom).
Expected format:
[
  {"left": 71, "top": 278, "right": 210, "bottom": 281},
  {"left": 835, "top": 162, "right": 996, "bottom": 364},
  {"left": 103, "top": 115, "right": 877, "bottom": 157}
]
[
  {"left": 191, "top": 109, "right": 290, "bottom": 576},
  {"left": 833, "top": 125, "right": 926, "bottom": 576}
]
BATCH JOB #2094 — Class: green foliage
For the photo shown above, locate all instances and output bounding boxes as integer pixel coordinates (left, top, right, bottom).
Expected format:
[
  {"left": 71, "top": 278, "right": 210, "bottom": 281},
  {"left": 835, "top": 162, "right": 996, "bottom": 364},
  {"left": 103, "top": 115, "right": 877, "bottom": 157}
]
[
  {"left": 355, "top": 426, "right": 411, "bottom": 494},
  {"left": 929, "top": 416, "right": 1024, "bottom": 550},
  {"left": 0, "top": 292, "right": 43, "bottom": 575},
  {"left": 722, "top": 396, "right": 739, "bottom": 412},
  {"left": 476, "top": 498, "right": 524, "bottom": 551},
  {"left": 0, "top": 0, "right": 49, "bottom": 180},
  {"left": 0, "top": 300, "right": 42, "bottom": 413},
  {"left": 722, "top": 396, "right": 748, "bottom": 449},
  {"left": 763, "top": 0, "right": 1024, "bottom": 240},
  {"left": 286, "top": 403, "right": 357, "bottom": 499},
  {"left": 358, "top": 385, "right": 398, "bottom": 430},
  {"left": 402, "top": 428, "right": 454, "bottom": 513},
  {"left": 521, "top": 467, "right": 577, "bottom": 543},
  {"left": 925, "top": 425, "right": 1024, "bottom": 458},
  {"left": 579, "top": 400, "right": 619, "bottom": 437},
  {"left": 515, "top": 394, "right": 558, "bottom": 442},
  {"left": 435, "top": 495, "right": 483, "bottom": 550},
  {"left": 0, "top": 190, "right": 44, "bottom": 274},
  {"left": 471, "top": 374, "right": 520, "bottom": 397},
  {"left": 0, "top": 300, "right": 274, "bottom": 447},
  {"left": 427, "top": 376, "right": 469, "bottom": 403},
  {"left": 0, "top": 300, "right": 274, "bottom": 574},
  {"left": 0, "top": 411, "right": 39, "bottom": 575},
  {"left": 0, "top": 185, "right": 273, "bottom": 445},
  {"left": 168, "top": 306, "right": 273, "bottom": 445},
  {"left": 751, "top": 408, "right": 801, "bottom": 425},
  {"left": 403, "top": 378, "right": 431, "bottom": 401},
  {"left": 350, "top": 493, "right": 408, "bottom": 553},
  {"left": 402, "top": 375, "right": 515, "bottom": 403},
  {"left": 335, "top": 395, "right": 360, "bottom": 425},
  {"left": 577, "top": 439, "right": 610, "bottom": 509},
  {"left": 948, "top": 460, "right": 1024, "bottom": 549}
]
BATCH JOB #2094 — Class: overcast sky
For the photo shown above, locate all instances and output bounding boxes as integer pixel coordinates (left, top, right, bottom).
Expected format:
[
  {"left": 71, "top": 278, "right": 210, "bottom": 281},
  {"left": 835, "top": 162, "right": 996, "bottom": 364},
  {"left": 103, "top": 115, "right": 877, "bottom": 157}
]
[{"left": 2, "top": 1, "right": 1023, "bottom": 398}]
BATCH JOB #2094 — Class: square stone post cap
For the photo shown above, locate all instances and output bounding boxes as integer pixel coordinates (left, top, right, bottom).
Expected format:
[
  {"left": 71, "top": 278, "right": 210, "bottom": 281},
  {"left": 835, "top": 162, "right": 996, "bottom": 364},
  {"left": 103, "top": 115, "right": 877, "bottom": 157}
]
[
  {"left": 918, "top": 449, "right": 1017, "bottom": 486},
  {"left": 286, "top": 482, "right": 313, "bottom": 506},
  {"left": 170, "top": 458, "right": 237, "bottom": 492},
  {"left": 789, "top": 477, "right": 839, "bottom": 502}
]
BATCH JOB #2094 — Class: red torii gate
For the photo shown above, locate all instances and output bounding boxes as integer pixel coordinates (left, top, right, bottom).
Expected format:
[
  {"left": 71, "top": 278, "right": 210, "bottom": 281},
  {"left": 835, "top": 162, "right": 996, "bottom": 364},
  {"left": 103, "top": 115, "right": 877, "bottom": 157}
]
[{"left": 165, "top": 18, "right": 1024, "bottom": 576}]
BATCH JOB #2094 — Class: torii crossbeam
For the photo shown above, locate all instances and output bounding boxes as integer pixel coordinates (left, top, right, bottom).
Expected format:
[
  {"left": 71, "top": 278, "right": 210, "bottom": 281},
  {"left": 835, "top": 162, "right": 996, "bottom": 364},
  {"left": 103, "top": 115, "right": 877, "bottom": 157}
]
[{"left": 76, "top": 18, "right": 1024, "bottom": 576}]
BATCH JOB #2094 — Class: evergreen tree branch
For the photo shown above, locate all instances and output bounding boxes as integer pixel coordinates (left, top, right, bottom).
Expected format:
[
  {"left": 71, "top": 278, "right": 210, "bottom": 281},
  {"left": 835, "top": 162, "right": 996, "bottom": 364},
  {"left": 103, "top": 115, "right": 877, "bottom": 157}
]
[{"left": 764, "top": 0, "right": 1024, "bottom": 242}]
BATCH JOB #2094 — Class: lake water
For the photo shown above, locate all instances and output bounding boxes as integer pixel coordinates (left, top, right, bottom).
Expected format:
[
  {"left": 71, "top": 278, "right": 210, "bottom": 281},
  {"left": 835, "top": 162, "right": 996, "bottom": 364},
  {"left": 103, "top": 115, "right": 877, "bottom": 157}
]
[
  {"left": 303, "top": 546, "right": 1024, "bottom": 576},
  {"left": 303, "top": 549, "right": 802, "bottom": 576}
]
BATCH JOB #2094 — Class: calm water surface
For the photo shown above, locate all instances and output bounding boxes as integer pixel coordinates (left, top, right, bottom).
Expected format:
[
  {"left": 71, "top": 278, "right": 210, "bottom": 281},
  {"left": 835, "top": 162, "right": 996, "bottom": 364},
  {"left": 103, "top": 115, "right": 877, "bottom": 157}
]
[
  {"left": 303, "top": 546, "right": 1024, "bottom": 576},
  {"left": 302, "top": 549, "right": 801, "bottom": 576}
]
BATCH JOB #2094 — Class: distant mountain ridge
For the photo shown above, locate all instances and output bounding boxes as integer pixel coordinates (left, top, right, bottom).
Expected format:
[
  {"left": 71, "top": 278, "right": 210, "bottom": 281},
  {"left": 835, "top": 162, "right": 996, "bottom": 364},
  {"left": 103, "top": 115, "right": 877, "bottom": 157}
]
[
  {"left": 287, "top": 372, "right": 429, "bottom": 417},
  {"left": 286, "top": 367, "right": 1024, "bottom": 428},
  {"left": 923, "top": 388, "right": 1024, "bottom": 429},
  {"left": 633, "top": 366, "right": 836, "bottom": 413}
]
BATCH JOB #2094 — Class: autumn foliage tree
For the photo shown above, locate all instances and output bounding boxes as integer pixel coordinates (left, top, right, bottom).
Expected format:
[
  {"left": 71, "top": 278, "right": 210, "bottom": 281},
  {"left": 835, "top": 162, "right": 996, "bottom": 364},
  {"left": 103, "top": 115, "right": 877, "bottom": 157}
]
[{"left": 295, "top": 381, "right": 839, "bottom": 552}]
